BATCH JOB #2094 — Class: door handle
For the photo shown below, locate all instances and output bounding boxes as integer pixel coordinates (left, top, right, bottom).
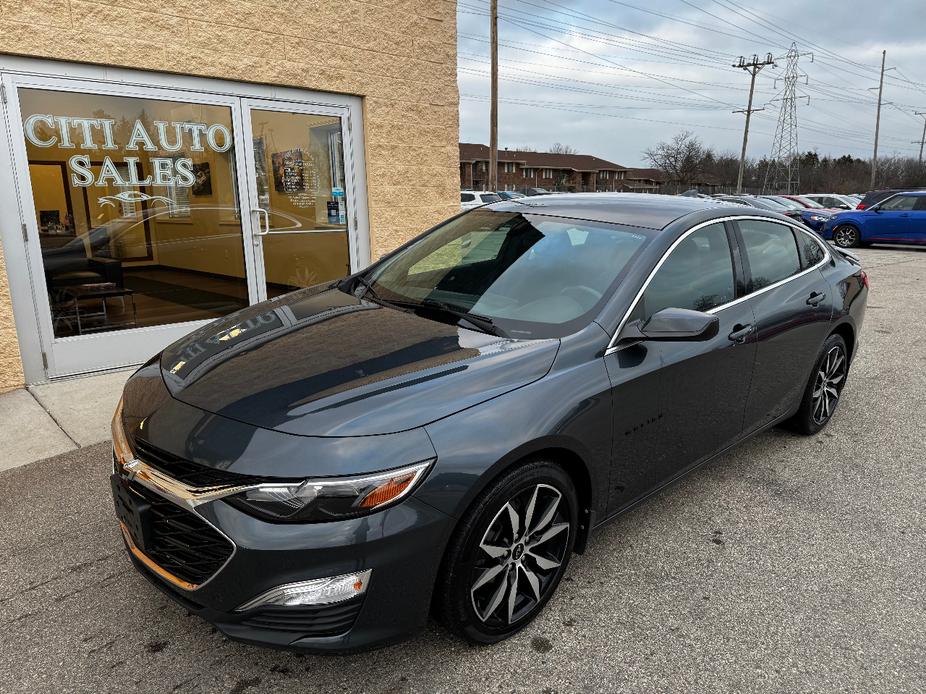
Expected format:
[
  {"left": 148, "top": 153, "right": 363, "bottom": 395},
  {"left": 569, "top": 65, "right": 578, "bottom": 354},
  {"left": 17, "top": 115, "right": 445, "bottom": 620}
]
[
  {"left": 806, "top": 291, "right": 826, "bottom": 306},
  {"left": 252, "top": 208, "right": 270, "bottom": 236},
  {"left": 728, "top": 323, "right": 755, "bottom": 343}
]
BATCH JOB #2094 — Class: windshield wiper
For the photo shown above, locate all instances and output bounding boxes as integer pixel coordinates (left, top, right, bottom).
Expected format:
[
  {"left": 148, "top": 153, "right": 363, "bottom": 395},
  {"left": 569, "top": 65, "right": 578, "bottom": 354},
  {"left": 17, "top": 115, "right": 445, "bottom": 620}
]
[
  {"left": 353, "top": 274, "right": 381, "bottom": 302},
  {"left": 387, "top": 298, "right": 506, "bottom": 337}
]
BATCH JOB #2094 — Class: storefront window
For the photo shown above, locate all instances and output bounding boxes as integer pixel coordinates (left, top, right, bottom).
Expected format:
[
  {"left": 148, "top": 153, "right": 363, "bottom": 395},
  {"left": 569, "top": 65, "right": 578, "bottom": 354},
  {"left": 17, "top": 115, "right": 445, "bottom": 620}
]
[{"left": 20, "top": 88, "right": 248, "bottom": 338}]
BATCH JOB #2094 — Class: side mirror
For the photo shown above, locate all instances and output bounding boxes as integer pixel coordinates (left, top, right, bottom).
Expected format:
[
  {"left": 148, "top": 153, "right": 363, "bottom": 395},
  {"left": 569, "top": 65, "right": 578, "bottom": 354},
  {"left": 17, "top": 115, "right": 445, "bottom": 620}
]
[{"left": 618, "top": 307, "right": 719, "bottom": 345}]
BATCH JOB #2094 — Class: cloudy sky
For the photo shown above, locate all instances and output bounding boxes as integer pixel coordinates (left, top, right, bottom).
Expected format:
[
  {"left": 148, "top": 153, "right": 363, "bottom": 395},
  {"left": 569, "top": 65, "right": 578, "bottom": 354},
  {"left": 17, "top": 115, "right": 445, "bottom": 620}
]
[{"left": 457, "top": 0, "right": 926, "bottom": 167}]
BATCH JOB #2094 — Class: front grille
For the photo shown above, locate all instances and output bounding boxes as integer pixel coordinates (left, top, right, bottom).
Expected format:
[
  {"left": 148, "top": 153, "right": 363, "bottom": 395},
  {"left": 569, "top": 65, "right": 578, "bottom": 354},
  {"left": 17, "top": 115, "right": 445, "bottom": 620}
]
[
  {"left": 132, "top": 437, "right": 262, "bottom": 488},
  {"left": 128, "top": 481, "right": 234, "bottom": 586},
  {"left": 238, "top": 598, "right": 363, "bottom": 636}
]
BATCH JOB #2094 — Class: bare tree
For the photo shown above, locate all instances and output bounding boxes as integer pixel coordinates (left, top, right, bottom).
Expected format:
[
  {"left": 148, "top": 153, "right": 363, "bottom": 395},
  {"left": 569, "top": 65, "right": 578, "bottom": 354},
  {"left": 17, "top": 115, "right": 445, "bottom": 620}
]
[
  {"left": 644, "top": 130, "right": 706, "bottom": 190},
  {"left": 549, "top": 142, "right": 578, "bottom": 155}
]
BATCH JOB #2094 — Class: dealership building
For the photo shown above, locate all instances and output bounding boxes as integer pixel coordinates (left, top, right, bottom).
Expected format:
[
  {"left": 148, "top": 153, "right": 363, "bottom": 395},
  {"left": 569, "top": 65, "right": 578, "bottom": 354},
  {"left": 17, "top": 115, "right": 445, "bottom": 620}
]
[{"left": 0, "top": 1, "right": 459, "bottom": 390}]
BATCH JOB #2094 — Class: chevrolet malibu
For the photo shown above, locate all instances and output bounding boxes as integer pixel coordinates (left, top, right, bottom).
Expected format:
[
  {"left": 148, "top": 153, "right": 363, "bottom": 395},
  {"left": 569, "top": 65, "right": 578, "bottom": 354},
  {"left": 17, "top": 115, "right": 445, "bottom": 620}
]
[{"left": 111, "top": 194, "right": 868, "bottom": 652}]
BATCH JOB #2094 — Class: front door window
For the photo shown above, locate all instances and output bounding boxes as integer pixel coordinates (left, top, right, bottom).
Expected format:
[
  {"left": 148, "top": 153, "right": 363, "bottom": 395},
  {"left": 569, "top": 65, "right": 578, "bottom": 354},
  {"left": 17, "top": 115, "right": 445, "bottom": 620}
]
[{"left": 19, "top": 88, "right": 249, "bottom": 338}]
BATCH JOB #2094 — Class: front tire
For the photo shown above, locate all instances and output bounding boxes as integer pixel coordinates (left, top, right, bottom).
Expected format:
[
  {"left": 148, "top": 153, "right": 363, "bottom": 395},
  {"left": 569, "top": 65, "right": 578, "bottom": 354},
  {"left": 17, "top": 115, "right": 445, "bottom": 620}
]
[
  {"left": 435, "top": 461, "right": 577, "bottom": 644},
  {"left": 789, "top": 334, "right": 849, "bottom": 435},
  {"left": 833, "top": 224, "right": 861, "bottom": 248}
]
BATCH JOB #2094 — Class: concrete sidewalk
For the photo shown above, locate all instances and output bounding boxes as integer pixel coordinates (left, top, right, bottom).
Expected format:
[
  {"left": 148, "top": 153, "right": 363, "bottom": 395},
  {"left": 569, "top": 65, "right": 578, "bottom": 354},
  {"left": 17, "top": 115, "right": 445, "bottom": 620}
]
[{"left": 0, "top": 369, "right": 129, "bottom": 472}]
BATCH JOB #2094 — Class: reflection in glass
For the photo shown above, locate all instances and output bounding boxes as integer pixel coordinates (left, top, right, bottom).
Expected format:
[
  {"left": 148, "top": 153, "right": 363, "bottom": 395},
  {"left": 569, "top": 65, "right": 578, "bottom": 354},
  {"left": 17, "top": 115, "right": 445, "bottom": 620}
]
[
  {"left": 250, "top": 110, "right": 351, "bottom": 297},
  {"left": 20, "top": 88, "right": 249, "bottom": 338}
]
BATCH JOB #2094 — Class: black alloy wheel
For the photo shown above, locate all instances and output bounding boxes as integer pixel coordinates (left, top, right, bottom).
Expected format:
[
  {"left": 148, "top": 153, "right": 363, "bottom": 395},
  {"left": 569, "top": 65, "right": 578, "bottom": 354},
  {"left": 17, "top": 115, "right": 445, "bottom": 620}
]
[
  {"left": 833, "top": 225, "right": 861, "bottom": 248},
  {"left": 436, "top": 461, "right": 577, "bottom": 644},
  {"left": 790, "top": 334, "right": 849, "bottom": 435}
]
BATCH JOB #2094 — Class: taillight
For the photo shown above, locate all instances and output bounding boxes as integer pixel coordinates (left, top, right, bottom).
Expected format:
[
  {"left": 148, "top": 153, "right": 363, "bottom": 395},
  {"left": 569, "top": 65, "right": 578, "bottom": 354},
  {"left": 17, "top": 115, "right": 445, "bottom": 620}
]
[
  {"left": 860, "top": 270, "right": 869, "bottom": 289},
  {"left": 856, "top": 203, "right": 866, "bottom": 210}
]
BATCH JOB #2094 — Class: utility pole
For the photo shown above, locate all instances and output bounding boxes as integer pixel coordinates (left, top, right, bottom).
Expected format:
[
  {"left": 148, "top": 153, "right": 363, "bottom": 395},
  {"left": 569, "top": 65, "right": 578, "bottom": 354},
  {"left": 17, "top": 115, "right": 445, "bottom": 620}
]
[
  {"left": 870, "top": 50, "right": 893, "bottom": 190},
  {"left": 489, "top": 0, "right": 498, "bottom": 192},
  {"left": 913, "top": 111, "right": 926, "bottom": 164},
  {"left": 734, "top": 53, "right": 775, "bottom": 193}
]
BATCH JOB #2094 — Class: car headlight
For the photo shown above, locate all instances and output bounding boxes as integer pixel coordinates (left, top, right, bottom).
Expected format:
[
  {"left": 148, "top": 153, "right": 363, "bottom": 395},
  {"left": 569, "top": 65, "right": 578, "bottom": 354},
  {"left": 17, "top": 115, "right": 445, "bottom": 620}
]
[
  {"left": 225, "top": 460, "right": 433, "bottom": 523},
  {"left": 111, "top": 396, "right": 133, "bottom": 469},
  {"left": 809, "top": 214, "right": 827, "bottom": 222}
]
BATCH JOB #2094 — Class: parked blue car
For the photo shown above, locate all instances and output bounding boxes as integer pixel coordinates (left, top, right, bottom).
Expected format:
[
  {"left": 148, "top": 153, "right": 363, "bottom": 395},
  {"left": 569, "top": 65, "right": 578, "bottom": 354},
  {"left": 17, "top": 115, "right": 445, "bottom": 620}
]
[{"left": 822, "top": 191, "right": 926, "bottom": 248}]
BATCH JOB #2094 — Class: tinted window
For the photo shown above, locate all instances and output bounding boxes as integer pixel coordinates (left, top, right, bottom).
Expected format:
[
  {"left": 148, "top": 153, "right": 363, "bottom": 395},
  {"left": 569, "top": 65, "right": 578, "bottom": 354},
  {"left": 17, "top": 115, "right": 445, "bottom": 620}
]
[
  {"left": 795, "top": 229, "right": 825, "bottom": 268},
  {"left": 880, "top": 195, "right": 916, "bottom": 211},
  {"left": 461, "top": 193, "right": 475, "bottom": 202},
  {"left": 914, "top": 197, "right": 926, "bottom": 211},
  {"left": 637, "top": 223, "right": 735, "bottom": 319},
  {"left": 739, "top": 220, "right": 801, "bottom": 291},
  {"left": 369, "top": 210, "right": 651, "bottom": 338},
  {"left": 479, "top": 193, "right": 501, "bottom": 203}
]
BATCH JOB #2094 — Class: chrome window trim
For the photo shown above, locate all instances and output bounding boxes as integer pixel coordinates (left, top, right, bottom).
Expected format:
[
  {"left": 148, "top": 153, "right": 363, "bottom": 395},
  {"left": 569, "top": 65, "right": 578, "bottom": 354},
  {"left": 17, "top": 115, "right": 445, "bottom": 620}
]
[{"left": 604, "top": 215, "right": 831, "bottom": 355}]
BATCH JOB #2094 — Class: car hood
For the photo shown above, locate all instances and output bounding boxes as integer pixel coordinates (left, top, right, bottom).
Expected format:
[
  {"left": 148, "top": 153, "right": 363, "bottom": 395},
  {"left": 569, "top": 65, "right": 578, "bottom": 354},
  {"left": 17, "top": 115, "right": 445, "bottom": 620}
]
[{"left": 160, "top": 285, "right": 560, "bottom": 437}]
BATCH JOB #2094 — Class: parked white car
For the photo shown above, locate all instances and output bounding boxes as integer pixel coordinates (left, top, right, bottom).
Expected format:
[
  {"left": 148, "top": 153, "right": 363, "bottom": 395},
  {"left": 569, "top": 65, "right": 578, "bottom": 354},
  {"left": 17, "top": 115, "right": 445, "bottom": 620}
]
[
  {"left": 461, "top": 191, "right": 502, "bottom": 210},
  {"left": 804, "top": 193, "right": 858, "bottom": 210}
]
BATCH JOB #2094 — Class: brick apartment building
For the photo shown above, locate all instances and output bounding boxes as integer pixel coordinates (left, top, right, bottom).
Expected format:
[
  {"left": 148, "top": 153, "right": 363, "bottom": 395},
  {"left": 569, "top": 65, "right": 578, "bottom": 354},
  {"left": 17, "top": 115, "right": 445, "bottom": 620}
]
[{"left": 459, "top": 143, "right": 665, "bottom": 194}]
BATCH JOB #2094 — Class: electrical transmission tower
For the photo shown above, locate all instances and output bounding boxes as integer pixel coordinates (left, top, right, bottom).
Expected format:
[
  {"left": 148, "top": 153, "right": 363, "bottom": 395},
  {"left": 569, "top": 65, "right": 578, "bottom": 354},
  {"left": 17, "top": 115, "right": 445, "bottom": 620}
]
[{"left": 763, "top": 43, "right": 812, "bottom": 194}]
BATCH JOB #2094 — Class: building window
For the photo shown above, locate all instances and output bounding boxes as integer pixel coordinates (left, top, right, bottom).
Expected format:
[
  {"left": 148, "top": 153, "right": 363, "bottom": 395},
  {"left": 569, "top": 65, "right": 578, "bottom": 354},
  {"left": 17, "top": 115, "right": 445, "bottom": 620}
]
[
  {"left": 523, "top": 168, "right": 535, "bottom": 178},
  {"left": 599, "top": 170, "right": 611, "bottom": 179},
  {"left": 503, "top": 162, "right": 516, "bottom": 174},
  {"left": 541, "top": 168, "right": 553, "bottom": 178}
]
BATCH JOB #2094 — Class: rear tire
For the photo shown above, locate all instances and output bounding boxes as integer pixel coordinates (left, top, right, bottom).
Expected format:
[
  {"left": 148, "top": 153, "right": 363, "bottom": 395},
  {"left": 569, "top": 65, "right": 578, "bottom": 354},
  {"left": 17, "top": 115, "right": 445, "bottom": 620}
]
[
  {"left": 789, "top": 334, "right": 849, "bottom": 435},
  {"left": 833, "top": 224, "right": 861, "bottom": 248},
  {"left": 435, "top": 461, "right": 577, "bottom": 644}
]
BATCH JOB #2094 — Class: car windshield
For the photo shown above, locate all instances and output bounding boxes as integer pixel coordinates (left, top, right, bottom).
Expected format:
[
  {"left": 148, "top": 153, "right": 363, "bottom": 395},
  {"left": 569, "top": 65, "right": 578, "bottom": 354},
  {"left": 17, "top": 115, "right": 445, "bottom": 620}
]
[
  {"left": 362, "top": 209, "right": 653, "bottom": 338},
  {"left": 793, "top": 196, "right": 824, "bottom": 208},
  {"left": 767, "top": 196, "right": 801, "bottom": 210},
  {"left": 746, "top": 197, "right": 783, "bottom": 210},
  {"left": 479, "top": 193, "right": 502, "bottom": 203}
]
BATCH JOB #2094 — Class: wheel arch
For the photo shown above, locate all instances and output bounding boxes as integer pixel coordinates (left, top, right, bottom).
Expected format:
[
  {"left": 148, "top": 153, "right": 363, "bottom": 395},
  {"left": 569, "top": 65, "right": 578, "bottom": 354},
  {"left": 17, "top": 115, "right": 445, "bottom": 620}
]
[
  {"left": 445, "top": 438, "right": 598, "bottom": 556},
  {"left": 830, "top": 320, "right": 856, "bottom": 361}
]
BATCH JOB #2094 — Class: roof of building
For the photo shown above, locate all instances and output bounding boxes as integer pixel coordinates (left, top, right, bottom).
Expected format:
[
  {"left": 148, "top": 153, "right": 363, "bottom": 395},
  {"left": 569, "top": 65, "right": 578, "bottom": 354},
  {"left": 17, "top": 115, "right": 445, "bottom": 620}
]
[
  {"left": 487, "top": 192, "right": 725, "bottom": 229},
  {"left": 623, "top": 167, "right": 666, "bottom": 182},
  {"left": 459, "top": 143, "right": 625, "bottom": 172}
]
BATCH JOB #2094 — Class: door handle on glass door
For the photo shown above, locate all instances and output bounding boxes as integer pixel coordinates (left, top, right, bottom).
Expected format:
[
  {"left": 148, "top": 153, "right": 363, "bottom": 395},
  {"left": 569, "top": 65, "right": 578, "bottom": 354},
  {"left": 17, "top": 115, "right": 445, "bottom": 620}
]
[
  {"left": 253, "top": 208, "right": 270, "bottom": 236},
  {"left": 728, "top": 323, "right": 755, "bottom": 343},
  {"left": 806, "top": 291, "right": 826, "bottom": 306}
]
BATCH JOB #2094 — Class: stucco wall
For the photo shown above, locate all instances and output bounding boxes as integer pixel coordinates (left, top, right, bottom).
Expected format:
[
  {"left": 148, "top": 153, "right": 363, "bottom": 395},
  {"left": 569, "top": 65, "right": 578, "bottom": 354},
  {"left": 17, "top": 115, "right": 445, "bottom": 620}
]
[
  {"left": 0, "top": 0, "right": 460, "bottom": 388},
  {"left": 0, "top": 238, "right": 25, "bottom": 392}
]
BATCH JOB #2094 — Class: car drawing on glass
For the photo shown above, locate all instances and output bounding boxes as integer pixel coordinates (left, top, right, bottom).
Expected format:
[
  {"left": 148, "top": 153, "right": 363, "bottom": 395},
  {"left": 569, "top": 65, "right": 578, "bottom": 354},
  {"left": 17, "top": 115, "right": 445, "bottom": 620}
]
[{"left": 111, "top": 194, "right": 868, "bottom": 652}]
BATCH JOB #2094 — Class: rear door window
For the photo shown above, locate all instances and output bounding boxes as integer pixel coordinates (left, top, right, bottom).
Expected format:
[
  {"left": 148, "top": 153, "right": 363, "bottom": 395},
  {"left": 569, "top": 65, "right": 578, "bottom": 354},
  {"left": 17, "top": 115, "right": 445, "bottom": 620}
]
[
  {"left": 738, "top": 219, "right": 801, "bottom": 292},
  {"left": 461, "top": 193, "right": 475, "bottom": 203},
  {"left": 795, "top": 229, "right": 826, "bottom": 268}
]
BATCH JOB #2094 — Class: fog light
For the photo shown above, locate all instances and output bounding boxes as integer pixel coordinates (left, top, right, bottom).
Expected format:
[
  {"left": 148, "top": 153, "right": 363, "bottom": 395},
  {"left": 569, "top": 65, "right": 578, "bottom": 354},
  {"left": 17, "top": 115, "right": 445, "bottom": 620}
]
[{"left": 236, "top": 569, "right": 372, "bottom": 611}]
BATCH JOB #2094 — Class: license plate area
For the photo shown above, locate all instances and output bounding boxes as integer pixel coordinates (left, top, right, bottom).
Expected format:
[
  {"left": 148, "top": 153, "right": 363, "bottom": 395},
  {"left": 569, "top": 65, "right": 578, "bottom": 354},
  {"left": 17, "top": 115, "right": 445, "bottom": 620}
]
[{"left": 111, "top": 475, "right": 153, "bottom": 553}]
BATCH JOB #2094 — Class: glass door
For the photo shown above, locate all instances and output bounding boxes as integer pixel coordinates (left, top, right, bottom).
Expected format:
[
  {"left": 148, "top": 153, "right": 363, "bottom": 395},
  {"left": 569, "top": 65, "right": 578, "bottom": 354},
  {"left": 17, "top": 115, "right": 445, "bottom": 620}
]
[
  {"left": 3, "top": 75, "right": 262, "bottom": 378},
  {"left": 241, "top": 100, "right": 356, "bottom": 300},
  {"left": 2, "top": 69, "right": 366, "bottom": 381}
]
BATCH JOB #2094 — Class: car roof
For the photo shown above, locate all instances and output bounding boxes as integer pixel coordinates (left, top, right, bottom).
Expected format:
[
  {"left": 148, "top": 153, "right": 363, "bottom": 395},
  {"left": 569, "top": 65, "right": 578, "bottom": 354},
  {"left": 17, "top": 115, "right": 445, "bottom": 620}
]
[{"left": 487, "top": 192, "right": 725, "bottom": 230}]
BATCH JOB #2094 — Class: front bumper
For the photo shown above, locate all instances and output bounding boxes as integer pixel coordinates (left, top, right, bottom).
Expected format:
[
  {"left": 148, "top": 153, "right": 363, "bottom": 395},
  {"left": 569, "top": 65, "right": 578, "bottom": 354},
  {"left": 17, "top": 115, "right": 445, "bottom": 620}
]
[{"left": 113, "top": 474, "right": 455, "bottom": 652}]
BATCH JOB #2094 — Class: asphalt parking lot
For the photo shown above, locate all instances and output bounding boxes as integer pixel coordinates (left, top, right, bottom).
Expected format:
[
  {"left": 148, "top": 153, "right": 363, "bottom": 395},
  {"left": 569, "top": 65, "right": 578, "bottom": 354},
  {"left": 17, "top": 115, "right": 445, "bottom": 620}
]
[{"left": 1, "top": 246, "right": 924, "bottom": 694}]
